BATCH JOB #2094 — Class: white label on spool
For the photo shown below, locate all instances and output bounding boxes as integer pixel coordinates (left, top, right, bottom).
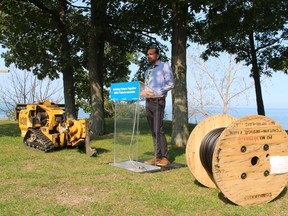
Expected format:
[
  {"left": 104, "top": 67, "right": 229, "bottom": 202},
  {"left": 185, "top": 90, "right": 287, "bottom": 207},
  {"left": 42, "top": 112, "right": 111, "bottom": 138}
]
[{"left": 270, "top": 156, "right": 288, "bottom": 174}]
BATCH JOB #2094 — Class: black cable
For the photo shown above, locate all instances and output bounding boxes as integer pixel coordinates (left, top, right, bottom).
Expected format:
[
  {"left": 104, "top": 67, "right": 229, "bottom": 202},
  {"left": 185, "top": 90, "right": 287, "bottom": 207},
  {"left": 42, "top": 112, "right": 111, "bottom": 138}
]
[{"left": 199, "top": 127, "right": 226, "bottom": 175}]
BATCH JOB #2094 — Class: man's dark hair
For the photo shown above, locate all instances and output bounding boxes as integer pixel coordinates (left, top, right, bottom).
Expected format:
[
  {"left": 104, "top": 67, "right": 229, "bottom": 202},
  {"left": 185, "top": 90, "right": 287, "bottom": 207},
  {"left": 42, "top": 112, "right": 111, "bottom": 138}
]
[{"left": 148, "top": 47, "right": 159, "bottom": 55}]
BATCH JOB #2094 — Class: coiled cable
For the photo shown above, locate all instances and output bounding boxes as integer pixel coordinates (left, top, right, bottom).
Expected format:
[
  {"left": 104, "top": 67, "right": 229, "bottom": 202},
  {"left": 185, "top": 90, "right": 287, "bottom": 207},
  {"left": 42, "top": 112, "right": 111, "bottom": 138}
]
[{"left": 199, "top": 127, "right": 225, "bottom": 175}]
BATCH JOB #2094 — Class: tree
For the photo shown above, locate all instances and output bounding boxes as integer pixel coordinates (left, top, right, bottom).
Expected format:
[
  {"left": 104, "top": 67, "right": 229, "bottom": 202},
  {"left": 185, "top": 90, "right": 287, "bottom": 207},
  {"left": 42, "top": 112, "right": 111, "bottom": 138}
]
[
  {"left": 192, "top": 0, "right": 288, "bottom": 115},
  {"left": 187, "top": 47, "right": 254, "bottom": 123},
  {"left": 88, "top": 0, "right": 106, "bottom": 136},
  {"left": 0, "top": 0, "right": 82, "bottom": 119},
  {"left": 129, "top": 0, "right": 194, "bottom": 147},
  {"left": 85, "top": 0, "right": 169, "bottom": 135},
  {"left": 0, "top": 67, "right": 63, "bottom": 119},
  {"left": 0, "top": 0, "right": 156, "bottom": 135},
  {"left": 171, "top": 1, "right": 189, "bottom": 147},
  {"left": 1, "top": 0, "right": 200, "bottom": 142}
]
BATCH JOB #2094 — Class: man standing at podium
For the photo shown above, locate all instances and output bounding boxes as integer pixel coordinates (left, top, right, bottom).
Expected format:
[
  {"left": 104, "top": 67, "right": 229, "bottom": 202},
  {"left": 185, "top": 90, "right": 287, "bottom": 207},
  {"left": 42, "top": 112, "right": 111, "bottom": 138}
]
[{"left": 140, "top": 47, "right": 174, "bottom": 167}]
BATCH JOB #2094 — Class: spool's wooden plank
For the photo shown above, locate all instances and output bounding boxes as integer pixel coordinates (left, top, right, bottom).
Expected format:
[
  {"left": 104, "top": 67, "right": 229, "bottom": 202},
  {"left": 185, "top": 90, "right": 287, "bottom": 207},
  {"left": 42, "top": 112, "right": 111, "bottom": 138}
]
[
  {"left": 186, "top": 114, "right": 237, "bottom": 188},
  {"left": 213, "top": 115, "right": 288, "bottom": 206}
]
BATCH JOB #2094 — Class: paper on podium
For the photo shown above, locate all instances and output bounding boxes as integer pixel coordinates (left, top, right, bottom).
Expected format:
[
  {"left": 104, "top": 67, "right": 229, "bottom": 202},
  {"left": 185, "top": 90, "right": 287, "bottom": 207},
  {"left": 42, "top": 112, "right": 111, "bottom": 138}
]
[
  {"left": 140, "top": 81, "right": 163, "bottom": 98},
  {"left": 140, "top": 81, "right": 153, "bottom": 92}
]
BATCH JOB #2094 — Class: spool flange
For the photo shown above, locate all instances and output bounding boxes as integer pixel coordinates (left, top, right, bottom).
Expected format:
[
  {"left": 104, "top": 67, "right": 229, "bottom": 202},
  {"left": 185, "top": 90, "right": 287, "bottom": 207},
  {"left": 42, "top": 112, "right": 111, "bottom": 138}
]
[
  {"left": 186, "top": 114, "right": 288, "bottom": 206},
  {"left": 186, "top": 114, "right": 237, "bottom": 188},
  {"left": 213, "top": 115, "right": 288, "bottom": 205}
]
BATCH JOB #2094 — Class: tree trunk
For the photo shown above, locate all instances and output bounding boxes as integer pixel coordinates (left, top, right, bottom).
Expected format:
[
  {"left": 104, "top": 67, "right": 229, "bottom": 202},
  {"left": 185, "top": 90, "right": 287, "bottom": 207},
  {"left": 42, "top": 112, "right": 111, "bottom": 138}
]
[
  {"left": 249, "top": 32, "right": 265, "bottom": 115},
  {"left": 58, "top": 0, "right": 76, "bottom": 119},
  {"left": 89, "top": 0, "right": 106, "bottom": 136},
  {"left": 62, "top": 65, "right": 77, "bottom": 119},
  {"left": 171, "top": 1, "right": 189, "bottom": 147}
]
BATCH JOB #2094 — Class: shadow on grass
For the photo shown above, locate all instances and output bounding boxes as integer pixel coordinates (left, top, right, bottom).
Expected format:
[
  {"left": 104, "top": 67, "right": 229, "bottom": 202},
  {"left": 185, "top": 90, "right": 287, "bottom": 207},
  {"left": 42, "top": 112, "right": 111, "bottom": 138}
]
[
  {"left": 218, "top": 192, "right": 237, "bottom": 206},
  {"left": 77, "top": 146, "right": 110, "bottom": 156},
  {"left": 194, "top": 179, "right": 210, "bottom": 188},
  {"left": 169, "top": 146, "right": 186, "bottom": 162},
  {"left": 192, "top": 180, "right": 237, "bottom": 206},
  {"left": 143, "top": 145, "right": 186, "bottom": 163},
  {"left": 20, "top": 145, "right": 104, "bottom": 157},
  {"left": 0, "top": 121, "right": 20, "bottom": 137},
  {"left": 95, "top": 147, "right": 110, "bottom": 154}
]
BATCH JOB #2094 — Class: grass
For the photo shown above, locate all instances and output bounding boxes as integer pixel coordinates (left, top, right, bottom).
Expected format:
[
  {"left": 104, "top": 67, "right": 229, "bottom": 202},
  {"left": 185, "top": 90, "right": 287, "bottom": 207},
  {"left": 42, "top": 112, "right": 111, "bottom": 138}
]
[{"left": 0, "top": 119, "right": 287, "bottom": 216}]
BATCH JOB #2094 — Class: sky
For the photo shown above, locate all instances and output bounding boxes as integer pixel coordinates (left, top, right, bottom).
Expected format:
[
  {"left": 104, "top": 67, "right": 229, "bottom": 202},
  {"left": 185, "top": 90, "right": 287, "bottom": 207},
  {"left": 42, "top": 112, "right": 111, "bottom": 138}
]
[
  {"left": 258, "top": 72, "right": 287, "bottom": 109},
  {"left": 185, "top": 49, "right": 288, "bottom": 109}
]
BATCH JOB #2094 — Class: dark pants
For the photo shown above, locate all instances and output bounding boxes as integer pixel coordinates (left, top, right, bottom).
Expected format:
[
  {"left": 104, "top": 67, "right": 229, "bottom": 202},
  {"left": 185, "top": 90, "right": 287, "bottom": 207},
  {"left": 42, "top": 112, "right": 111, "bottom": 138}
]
[{"left": 146, "top": 98, "right": 169, "bottom": 159}]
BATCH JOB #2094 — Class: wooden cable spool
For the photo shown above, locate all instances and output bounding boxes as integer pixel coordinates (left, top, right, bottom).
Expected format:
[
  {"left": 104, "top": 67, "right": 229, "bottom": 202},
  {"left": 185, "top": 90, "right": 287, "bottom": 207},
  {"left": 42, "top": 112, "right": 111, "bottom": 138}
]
[{"left": 186, "top": 114, "right": 288, "bottom": 206}]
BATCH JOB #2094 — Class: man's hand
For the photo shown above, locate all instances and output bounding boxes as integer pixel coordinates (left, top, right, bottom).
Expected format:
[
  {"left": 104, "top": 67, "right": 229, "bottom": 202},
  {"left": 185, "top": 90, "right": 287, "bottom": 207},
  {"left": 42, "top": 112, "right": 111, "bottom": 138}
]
[{"left": 140, "top": 90, "right": 155, "bottom": 98}]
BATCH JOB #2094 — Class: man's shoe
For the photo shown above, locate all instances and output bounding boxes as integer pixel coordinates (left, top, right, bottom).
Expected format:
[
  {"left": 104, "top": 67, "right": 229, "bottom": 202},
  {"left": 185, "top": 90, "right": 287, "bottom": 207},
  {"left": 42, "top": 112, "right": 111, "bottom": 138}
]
[
  {"left": 156, "top": 157, "right": 170, "bottom": 167},
  {"left": 144, "top": 157, "right": 162, "bottom": 165}
]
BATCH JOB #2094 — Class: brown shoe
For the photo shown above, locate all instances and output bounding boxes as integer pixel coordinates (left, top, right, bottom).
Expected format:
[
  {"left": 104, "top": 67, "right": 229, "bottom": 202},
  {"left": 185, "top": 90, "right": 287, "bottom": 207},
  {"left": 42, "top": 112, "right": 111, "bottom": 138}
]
[
  {"left": 144, "top": 157, "right": 162, "bottom": 165},
  {"left": 156, "top": 157, "right": 170, "bottom": 167}
]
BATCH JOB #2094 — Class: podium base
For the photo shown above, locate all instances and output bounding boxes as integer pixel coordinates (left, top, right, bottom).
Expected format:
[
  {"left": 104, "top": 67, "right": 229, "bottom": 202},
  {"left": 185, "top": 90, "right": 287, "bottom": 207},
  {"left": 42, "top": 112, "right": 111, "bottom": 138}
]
[
  {"left": 109, "top": 160, "right": 161, "bottom": 173},
  {"left": 109, "top": 160, "right": 187, "bottom": 173}
]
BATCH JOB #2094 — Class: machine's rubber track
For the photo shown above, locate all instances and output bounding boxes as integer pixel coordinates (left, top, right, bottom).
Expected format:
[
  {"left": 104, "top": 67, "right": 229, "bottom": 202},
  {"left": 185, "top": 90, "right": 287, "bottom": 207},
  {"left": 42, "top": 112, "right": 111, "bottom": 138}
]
[{"left": 23, "top": 128, "right": 55, "bottom": 152}]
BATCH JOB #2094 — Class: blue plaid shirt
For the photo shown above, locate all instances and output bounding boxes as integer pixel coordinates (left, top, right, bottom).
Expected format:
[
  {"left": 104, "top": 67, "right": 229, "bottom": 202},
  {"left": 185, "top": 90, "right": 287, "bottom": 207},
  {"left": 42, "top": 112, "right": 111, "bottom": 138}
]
[{"left": 144, "top": 60, "right": 174, "bottom": 97}]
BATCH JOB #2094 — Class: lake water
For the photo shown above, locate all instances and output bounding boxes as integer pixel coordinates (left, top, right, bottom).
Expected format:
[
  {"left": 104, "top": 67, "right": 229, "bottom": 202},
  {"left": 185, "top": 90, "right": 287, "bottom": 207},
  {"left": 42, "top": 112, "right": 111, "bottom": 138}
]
[
  {"left": 1, "top": 105, "right": 287, "bottom": 130},
  {"left": 164, "top": 106, "right": 288, "bottom": 130},
  {"left": 229, "top": 108, "right": 288, "bottom": 130}
]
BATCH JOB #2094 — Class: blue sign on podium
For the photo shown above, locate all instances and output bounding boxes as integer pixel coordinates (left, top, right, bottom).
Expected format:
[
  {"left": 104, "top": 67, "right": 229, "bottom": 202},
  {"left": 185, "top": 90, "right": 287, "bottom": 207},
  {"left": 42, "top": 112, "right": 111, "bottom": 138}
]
[{"left": 110, "top": 81, "right": 140, "bottom": 101}]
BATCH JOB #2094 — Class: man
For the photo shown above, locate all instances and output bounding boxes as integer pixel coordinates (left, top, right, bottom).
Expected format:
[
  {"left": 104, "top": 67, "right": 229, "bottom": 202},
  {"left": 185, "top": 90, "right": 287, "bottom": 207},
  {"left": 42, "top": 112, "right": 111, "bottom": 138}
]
[{"left": 140, "top": 47, "right": 174, "bottom": 167}]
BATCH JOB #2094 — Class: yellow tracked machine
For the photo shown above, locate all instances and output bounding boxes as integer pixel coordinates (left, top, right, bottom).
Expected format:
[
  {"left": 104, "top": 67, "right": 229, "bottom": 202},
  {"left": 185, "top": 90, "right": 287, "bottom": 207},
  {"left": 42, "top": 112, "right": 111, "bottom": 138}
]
[{"left": 15, "top": 100, "right": 96, "bottom": 156}]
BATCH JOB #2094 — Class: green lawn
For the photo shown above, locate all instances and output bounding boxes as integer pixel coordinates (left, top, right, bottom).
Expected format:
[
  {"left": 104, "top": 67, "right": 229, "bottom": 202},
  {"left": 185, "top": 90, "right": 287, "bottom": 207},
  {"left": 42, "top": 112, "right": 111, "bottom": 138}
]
[{"left": 0, "top": 119, "right": 287, "bottom": 216}]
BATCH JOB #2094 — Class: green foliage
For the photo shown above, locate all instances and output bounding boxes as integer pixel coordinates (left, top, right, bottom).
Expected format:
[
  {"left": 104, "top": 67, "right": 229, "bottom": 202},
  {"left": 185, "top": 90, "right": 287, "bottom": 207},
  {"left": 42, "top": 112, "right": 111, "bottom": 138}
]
[
  {"left": 193, "top": 0, "right": 288, "bottom": 76},
  {"left": 77, "top": 89, "right": 147, "bottom": 118},
  {"left": 0, "top": 0, "right": 172, "bottom": 114},
  {"left": 112, "top": 101, "right": 146, "bottom": 119},
  {"left": 0, "top": 0, "right": 190, "bottom": 105},
  {"left": 0, "top": 0, "right": 77, "bottom": 79},
  {"left": 190, "top": 0, "right": 288, "bottom": 115},
  {"left": 110, "top": 0, "right": 172, "bottom": 81}
]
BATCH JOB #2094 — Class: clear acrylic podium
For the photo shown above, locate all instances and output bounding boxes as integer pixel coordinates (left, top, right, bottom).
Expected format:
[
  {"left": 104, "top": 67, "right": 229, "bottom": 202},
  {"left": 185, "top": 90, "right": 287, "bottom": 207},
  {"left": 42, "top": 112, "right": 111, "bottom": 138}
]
[{"left": 109, "top": 81, "right": 161, "bottom": 173}]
